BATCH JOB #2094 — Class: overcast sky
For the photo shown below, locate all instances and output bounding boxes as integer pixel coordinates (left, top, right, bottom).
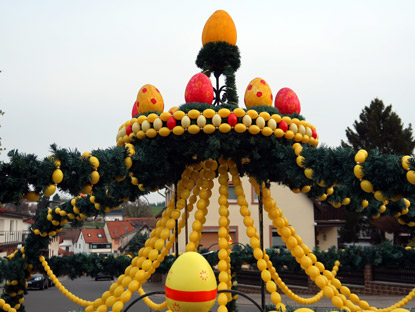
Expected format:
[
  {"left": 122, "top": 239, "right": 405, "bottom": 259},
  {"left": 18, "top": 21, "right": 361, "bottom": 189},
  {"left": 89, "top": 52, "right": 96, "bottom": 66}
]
[{"left": 1, "top": 1, "right": 415, "bottom": 202}]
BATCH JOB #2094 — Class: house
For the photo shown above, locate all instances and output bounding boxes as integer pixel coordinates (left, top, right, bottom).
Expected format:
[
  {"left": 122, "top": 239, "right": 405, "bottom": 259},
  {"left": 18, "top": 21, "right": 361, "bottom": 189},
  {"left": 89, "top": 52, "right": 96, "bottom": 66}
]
[
  {"left": 313, "top": 201, "right": 345, "bottom": 250},
  {"left": 0, "top": 208, "right": 31, "bottom": 257},
  {"left": 48, "top": 235, "right": 60, "bottom": 258},
  {"left": 104, "top": 209, "right": 123, "bottom": 222},
  {"left": 59, "top": 228, "right": 81, "bottom": 255},
  {"left": 104, "top": 220, "right": 136, "bottom": 254},
  {"left": 74, "top": 228, "right": 111, "bottom": 255},
  {"left": 171, "top": 176, "right": 344, "bottom": 253},
  {"left": 125, "top": 217, "right": 158, "bottom": 230}
]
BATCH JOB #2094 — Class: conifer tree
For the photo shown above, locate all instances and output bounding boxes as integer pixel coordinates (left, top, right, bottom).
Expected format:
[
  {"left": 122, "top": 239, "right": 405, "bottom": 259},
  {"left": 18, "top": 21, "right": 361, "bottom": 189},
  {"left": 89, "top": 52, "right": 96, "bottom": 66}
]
[
  {"left": 341, "top": 98, "right": 415, "bottom": 155},
  {"left": 340, "top": 98, "right": 415, "bottom": 245}
]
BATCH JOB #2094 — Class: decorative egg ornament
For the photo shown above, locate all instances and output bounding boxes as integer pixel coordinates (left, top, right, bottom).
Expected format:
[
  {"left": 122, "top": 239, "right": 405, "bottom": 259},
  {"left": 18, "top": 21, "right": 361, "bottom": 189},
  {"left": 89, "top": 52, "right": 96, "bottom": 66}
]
[
  {"left": 275, "top": 88, "right": 301, "bottom": 115},
  {"left": 134, "top": 84, "right": 164, "bottom": 114},
  {"left": 132, "top": 102, "right": 139, "bottom": 117},
  {"left": 165, "top": 252, "right": 217, "bottom": 312},
  {"left": 185, "top": 73, "right": 214, "bottom": 104},
  {"left": 244, "top": 78, "right": 273, "bottom": 109},
  {"left": 202, "top": 10, "right": 237, "bottom": 46}
]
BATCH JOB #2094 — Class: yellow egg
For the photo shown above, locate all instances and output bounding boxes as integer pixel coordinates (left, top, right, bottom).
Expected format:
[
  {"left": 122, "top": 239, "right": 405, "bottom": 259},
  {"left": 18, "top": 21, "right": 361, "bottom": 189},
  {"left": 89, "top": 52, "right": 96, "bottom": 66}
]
[
  {"left": 244, "top": 78, "right": 273, "bottom": 108},
  {"left": 135, "top": 84, "right": 164, "bottom": 114},
  {"left": 165, "top": 252, "right": 217, "bottom": 312},
  {"left": 212, "top": 114, "right": 222, "bottom": 127}
]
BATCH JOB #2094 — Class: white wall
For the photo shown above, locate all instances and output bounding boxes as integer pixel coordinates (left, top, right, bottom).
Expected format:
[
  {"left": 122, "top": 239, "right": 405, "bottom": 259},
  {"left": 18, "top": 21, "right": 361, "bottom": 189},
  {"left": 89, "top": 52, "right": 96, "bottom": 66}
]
[{"left": 176, "top": 177, "right": 315, "bottom": 252}]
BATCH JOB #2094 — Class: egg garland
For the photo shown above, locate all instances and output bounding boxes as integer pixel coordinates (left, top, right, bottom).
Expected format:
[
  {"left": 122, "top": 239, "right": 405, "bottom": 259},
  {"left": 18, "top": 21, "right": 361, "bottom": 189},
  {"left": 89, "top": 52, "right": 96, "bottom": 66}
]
[
  {"left": 116, "top": 105, "right": 319, "bottom": 148},
  {"left": 2, "top": 9, "right": 415, "bottom": 312}
]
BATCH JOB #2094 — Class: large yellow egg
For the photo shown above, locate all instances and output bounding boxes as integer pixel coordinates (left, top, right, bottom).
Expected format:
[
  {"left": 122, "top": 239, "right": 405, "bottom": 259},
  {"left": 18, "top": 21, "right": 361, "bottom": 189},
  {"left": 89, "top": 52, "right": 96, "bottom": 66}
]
[
  {"left": 244, "top": 78, "right": 273, "bottom": 109},
  {"left": 134, "top": 84, "right": 164, "bottom": 114},
  {"left": 202, "top": 10, "right": 237, "bottom": 46},
  {"left": 165, "top": 252, "right": 217, "bottom": 312}
]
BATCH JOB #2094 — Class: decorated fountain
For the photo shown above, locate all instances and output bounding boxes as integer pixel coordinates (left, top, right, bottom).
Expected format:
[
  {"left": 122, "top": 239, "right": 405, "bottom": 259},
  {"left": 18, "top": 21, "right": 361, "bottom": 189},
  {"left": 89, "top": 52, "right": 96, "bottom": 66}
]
[{"left": 1, "top": 9, "right": 415, "bottom": 312}]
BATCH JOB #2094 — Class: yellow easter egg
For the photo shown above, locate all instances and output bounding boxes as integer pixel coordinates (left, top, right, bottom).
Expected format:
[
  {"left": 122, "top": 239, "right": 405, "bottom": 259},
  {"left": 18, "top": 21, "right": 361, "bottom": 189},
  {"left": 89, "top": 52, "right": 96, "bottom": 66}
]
[
  {"left": 135, "top": 84, "right": 164, "bottom": 114},
  {"left": 165, "top": 252, "right": 217, "bottom": 312},
  {"left": 244, "top": 78, "right": 273, "bottom": 108}
]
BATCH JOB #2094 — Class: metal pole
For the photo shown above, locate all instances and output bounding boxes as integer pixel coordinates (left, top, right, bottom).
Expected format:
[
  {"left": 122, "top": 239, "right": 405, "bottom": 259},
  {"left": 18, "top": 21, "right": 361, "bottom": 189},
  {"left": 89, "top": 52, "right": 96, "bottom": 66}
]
[
  {"left": 259, "top": 184, "right": 265, "bottom": 310},
  {"left": 184, "top": 199, "right": 188, "bottom": 246},
  {"left": 174, "top": 182, "right": 179, "bottom": 259}
]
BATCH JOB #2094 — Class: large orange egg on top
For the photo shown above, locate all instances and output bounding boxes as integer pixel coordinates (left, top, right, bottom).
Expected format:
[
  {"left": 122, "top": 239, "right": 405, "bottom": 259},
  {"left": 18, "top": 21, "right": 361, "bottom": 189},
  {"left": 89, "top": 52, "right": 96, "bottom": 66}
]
[
  {"left": 133, "top": 84, "right": 164, "bottom": 114},
  {"left": 165, "top": 252, "right": 217, "bottom": 312},
  {"left": 244, "top": 78, "right": 273, "bottom": 109}
]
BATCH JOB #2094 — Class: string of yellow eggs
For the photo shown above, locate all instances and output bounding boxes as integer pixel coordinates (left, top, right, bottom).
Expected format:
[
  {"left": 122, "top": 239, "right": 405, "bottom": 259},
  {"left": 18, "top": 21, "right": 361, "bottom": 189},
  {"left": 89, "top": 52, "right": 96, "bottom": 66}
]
[
  {"left": 84, "top": 163, "right": 204, "bottom": 312},
  {"left": 251, "top": 179, "right": 415, "bottom": 312},
  {"left": 39, "top": 256, "right": 93, "bottom": 307},
  {"left": 115, "top": 108, "right": 319, "bottom": 148}
]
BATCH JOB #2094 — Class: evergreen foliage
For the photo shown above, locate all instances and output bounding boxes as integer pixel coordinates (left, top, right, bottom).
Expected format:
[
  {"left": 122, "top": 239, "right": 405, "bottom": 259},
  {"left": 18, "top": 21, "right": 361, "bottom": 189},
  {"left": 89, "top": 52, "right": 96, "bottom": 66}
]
[
  {"left": 0, "top": 109, "right": 4, "bottom": 154},
  {"left": 342, "top": 98, "right": 415, "bottom": 155},
  {"left": 127, "top": 232, "right": 149, "bottom": 253},
  {"left": 340, "top": 98, "right": 415, "bottom": 244}
]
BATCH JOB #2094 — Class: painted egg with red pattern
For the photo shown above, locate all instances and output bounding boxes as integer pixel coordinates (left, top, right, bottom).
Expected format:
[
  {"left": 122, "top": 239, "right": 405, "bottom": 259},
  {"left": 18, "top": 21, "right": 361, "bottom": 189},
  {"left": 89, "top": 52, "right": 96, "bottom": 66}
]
[
  {"left": 244, "top": 78, "right": 273, "bottom": 109},
  {"left": 132, "top": 102, "right": 139, "bottom": 117},
  {"left": 165, "top": 252, "right": 217, "bottom": 312},
  {"left": 133, "top": 84, "right": 164, "bottom": 114},
  {"left": 185, "top": 73, "right": 214, "bottom": 105},
  {"left": 275, "top": 87, "right": 301, "bottom": 115}
]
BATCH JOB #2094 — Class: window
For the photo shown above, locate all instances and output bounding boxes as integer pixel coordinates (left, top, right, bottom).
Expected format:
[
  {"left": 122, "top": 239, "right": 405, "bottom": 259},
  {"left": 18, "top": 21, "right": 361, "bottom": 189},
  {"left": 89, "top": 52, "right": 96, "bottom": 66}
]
[
  {"left": 271, "top": 228, "right": 285, "bottom": 248},
  {"left": 88, "top": 233, "right": 91, "bottom": 237},
  {"left": 10, "top": 220, "right": 15, "bottom": 231},
  {"left": 98, "top": 233, "right": 103, "bottom": 238},
  {"left": 228, "top": 183, "right": 237, "bottom": 202},
  {"left": 252, "top": 185, "right": 259, "bottom": 204}
]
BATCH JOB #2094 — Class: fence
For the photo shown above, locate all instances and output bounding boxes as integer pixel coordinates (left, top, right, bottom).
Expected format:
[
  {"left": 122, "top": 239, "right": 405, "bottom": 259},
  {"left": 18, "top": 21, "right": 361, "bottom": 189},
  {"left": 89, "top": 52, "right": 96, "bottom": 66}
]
[
  {"left": 237, "top": 265, "right": 415, "bottom": 295},
  {"left": 0, "top": 230, "right": 29, "bottom": 245}
]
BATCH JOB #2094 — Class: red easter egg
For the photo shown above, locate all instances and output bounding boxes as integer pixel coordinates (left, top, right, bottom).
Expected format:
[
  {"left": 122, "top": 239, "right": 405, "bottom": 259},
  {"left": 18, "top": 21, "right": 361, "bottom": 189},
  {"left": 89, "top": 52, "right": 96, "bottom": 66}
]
[
  {"left": 185, "top": 73, "right": 214, "bottom": 105},
  {"left": 279, "top": 120, "right": 288, "bottom": 132},
  {"left": 275, "top": 88, "right": 301, "bottom": 115},
  {"left": 126, "top": 125, "right": 133, "bottom": 136},
  {"left": 311, "top": 128, "right": 317, "bottom": 139},
  {"left": 167, "top": 116, "right": 176, "bottom": 130},
  {"left": 228, "top": 113, "right": 237, "bottom": 126},
  {"left": 132, "top": 102, "right": 139, "bottom": 117}
]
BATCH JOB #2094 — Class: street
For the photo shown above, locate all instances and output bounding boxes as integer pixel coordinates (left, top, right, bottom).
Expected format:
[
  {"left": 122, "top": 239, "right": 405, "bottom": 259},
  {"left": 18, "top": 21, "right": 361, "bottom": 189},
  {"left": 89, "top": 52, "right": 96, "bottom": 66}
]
[
  {"left": 22, "top": 276, "right": 415, "bottom": 312},
  {"left": 24, "top": 276, "right": 166, "bottom": 312}
]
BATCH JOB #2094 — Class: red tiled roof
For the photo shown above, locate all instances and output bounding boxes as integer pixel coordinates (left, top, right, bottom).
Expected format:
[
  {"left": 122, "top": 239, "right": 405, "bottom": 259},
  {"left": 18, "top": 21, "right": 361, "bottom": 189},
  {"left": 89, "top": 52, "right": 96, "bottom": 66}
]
[
  {"left": 60, "top": 228, "right": 81, "bottom": 243},
  {"left": 81, "top": 229, "right": 108, "bottom": 243},
  {"left": 59, "top": 248, "right": 74, "bottom": 256},
  {"left": 106, "top": 221, "right": 135, "bottom": 239},
  {"left": 126, "top": 217, "right": 157, "bottom": 229}
]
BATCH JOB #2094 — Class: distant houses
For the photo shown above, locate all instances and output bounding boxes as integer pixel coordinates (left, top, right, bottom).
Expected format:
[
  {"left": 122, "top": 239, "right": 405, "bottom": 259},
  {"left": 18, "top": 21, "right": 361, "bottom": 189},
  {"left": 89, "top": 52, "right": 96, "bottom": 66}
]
[
  {"left": 0, "top": 208, "right": 31, "bottom": 257},
  {"left": 61, "top": 218, "right": 155, "bottom": 256}
]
